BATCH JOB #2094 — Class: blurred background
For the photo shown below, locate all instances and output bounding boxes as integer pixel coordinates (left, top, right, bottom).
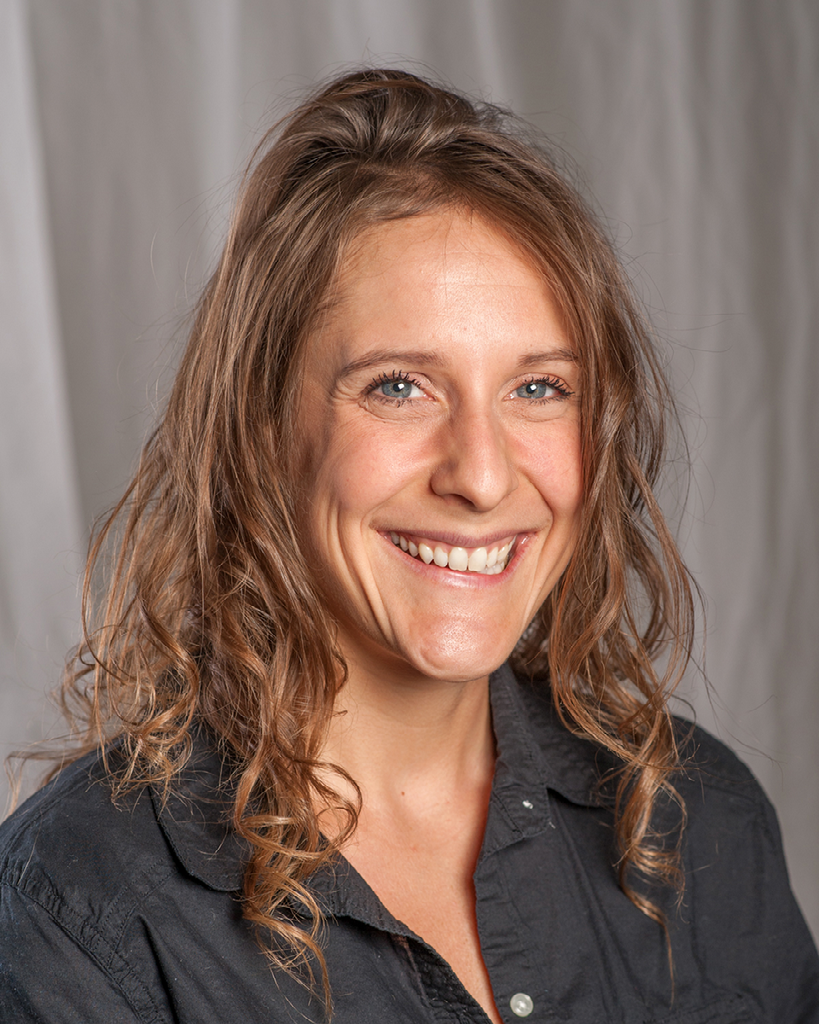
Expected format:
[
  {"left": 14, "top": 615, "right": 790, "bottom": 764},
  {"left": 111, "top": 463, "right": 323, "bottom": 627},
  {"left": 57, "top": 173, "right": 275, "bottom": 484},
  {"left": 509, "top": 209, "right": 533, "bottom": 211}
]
[{"left": 2, "top": 0, "right": 817, "bottom": 941}]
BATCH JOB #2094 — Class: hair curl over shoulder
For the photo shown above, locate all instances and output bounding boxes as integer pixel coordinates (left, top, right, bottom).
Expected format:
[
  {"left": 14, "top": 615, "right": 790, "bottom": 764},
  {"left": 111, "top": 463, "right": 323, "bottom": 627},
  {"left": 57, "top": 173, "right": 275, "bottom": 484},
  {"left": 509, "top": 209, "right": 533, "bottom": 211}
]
[{"left": 44, "top": 68, "right": 695, "bottom": 995}]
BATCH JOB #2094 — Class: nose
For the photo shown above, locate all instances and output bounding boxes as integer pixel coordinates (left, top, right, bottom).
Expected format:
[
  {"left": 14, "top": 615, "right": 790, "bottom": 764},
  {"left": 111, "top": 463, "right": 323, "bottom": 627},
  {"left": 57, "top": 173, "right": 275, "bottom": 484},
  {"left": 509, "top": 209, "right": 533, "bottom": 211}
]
[{"left": 429, "top": 407, "right": 518, "bottom": 511}]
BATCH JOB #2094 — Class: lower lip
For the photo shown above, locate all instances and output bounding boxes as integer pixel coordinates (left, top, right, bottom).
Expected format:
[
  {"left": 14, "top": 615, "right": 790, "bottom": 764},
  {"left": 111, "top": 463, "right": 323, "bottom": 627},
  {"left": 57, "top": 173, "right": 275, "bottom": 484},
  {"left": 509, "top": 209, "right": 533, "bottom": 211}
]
[{"left": 381, "top": 533, "right": 527, "bottom": 587}]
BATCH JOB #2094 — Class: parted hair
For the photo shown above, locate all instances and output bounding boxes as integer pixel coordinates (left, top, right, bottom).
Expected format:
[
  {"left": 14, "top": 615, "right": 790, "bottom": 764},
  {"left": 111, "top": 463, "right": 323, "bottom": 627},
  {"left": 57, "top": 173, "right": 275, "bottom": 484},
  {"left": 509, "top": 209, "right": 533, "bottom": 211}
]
[{"left": 50, "top": 69, "right": 695, "bottom": 994}]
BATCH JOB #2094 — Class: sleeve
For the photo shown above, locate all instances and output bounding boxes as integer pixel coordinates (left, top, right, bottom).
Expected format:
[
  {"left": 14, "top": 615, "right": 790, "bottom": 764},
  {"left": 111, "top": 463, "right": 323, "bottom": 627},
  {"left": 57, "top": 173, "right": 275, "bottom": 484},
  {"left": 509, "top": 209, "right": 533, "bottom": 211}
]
[
  {"left": 0, "top": 884, "right": 147, "bottom": 1023},
  {"left": 753, "top": 792, "right": 819, "bottom": 1024}
]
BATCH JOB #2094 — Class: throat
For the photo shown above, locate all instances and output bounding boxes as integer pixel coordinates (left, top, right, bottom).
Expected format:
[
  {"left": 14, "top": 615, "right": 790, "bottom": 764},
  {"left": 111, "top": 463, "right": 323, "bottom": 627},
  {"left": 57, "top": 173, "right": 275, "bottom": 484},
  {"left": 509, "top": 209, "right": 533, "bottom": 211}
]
[{"left": 319, "top": 664, "right": 497, "bottom": 808}]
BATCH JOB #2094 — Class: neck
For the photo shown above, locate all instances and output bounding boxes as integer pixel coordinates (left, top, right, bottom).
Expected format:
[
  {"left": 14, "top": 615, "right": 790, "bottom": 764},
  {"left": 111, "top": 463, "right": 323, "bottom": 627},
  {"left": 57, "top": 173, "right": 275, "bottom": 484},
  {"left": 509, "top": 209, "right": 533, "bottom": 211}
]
[{"left": 319, "top": 653, "right": 496, "bottom": 820}]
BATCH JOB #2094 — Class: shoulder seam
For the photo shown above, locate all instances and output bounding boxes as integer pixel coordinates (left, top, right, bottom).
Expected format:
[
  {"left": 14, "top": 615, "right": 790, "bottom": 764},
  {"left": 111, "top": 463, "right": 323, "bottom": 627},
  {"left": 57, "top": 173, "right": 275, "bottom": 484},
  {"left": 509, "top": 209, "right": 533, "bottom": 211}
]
[{"left": 1, "top": 878, "right": 167, "bottom": 1024}]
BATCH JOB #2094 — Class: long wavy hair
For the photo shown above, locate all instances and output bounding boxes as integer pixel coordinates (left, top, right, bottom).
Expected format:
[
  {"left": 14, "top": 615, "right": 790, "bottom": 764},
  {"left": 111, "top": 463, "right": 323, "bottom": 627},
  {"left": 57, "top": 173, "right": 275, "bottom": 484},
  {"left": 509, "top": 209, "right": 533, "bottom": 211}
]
[{"left": 43, "top": 69, "right": 695, "bottom": 996}]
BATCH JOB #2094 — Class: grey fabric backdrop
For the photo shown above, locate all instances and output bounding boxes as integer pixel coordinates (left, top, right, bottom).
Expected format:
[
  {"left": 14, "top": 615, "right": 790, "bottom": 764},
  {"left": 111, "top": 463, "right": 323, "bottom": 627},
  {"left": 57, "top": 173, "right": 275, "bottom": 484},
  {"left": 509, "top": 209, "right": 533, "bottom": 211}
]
[{"left": 2, "top": 0, "right": 817, "bottom": 943}]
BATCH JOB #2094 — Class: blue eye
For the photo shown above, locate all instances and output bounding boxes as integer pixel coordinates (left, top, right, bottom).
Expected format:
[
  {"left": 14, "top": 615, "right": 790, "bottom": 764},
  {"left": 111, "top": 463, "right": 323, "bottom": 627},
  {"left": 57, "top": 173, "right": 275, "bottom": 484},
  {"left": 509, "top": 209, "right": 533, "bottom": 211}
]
[
  {"left": 379, "top": 378, "right": 421, "bottom": 399},
  {"left": 515, "top": 378, "right": 564, "bottom": 400},
  {"left": 368, "top": 371, "right": 424, "bottom": 402}
]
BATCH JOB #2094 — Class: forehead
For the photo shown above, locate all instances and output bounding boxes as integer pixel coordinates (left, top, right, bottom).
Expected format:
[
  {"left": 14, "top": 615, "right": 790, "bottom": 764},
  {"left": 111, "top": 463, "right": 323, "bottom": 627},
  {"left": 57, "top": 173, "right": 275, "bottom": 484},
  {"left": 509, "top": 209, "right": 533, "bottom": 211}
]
[
  {"left": 319, "top": 209, "right": 569, "bottom": 339},
  {"left": 339, "top": 208, "right": 540, "bottom": 292}
]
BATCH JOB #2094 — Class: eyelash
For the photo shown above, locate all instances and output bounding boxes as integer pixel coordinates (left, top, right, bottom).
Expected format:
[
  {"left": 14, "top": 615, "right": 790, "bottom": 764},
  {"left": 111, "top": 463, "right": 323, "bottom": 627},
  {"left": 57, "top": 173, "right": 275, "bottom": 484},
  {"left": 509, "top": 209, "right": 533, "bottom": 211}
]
[
  {"left": 516, "top": 374, "right": 575, "bottom": 401},
  {"left": 365, "top": 370, "right": 425, "bottom": 402}
]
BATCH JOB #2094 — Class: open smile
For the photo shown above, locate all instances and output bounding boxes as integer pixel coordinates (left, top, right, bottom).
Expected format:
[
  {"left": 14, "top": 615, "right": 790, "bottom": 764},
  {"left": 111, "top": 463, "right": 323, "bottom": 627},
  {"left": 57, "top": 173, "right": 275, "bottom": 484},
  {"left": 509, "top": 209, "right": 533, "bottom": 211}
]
[{"left": 388, "top": 531, "right": 517, "bottom": 575}]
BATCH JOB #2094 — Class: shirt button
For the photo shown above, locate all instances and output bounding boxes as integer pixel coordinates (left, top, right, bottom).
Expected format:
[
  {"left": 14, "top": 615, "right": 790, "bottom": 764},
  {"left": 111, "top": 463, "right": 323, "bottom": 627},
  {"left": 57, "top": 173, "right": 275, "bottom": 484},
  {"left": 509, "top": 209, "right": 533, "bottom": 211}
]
[{"left": 510, "top": 992, "right": 534, "bottom": 1017}]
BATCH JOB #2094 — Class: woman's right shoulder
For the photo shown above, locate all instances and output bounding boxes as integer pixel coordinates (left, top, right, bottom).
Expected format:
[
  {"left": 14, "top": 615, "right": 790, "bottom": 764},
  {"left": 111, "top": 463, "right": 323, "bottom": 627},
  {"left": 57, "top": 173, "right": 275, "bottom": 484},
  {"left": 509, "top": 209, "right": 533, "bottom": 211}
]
[
  {"left": 0, "top": 749, "right": 185, "bottom": 1022},
  {"left": 0, "top": 748, "right": 167, "bottom": 896}
]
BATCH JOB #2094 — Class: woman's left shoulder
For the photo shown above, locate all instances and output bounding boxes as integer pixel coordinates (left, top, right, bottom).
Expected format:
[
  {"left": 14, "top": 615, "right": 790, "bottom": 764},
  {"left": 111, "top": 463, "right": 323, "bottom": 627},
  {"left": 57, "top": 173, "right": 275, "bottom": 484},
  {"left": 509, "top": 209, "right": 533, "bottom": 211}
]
[
  {"left": 670, "top": 718, "right": 819, "bottom": 1013},
  {"left": 670, "top": 716, "right": 783, "bottom": 847},
  {"left": 672, "top": 717, "right": 768, "bottom": 804}
]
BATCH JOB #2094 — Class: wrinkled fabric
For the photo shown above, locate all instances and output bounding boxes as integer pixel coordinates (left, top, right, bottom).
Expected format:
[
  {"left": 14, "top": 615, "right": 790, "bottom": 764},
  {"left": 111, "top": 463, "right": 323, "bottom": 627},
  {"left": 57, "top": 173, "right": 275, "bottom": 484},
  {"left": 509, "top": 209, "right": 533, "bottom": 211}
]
[{"left": 1, "top": 665, "right": 817, "bottom": 1023}]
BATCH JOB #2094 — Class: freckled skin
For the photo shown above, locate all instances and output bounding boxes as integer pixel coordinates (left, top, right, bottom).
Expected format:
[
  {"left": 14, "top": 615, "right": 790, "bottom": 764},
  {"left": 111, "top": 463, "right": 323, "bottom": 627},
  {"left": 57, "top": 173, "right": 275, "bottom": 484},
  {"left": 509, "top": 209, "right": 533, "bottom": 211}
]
[{"left": 296, "top": 210, "right": 583, "bottom": 691}]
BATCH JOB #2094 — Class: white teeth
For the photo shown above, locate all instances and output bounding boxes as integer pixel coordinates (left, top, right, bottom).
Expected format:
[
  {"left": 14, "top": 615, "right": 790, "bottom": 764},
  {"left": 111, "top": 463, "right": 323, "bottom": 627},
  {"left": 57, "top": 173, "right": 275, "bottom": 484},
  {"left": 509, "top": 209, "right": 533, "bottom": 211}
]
[
  {"left": 468, "top": 547, "right": 488, "bottom": 572},
  {"left": 390, "top": 532, "right": 515, "bottom": 574},
  {"left": 448, "top": 547, "right": 469, "bottom": 571}
]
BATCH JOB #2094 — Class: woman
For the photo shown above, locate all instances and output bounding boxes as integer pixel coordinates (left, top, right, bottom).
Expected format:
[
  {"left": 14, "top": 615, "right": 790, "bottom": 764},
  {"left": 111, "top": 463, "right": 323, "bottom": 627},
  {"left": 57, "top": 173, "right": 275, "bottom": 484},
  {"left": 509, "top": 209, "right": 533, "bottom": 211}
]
[{"left": 1, "top": 69, "right": 816, "bottom": 1023}]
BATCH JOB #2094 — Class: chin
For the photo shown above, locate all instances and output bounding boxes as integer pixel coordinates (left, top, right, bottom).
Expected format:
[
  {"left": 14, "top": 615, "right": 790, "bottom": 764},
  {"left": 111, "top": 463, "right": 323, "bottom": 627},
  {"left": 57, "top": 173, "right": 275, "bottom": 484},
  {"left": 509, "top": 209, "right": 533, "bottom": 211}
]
[{"left": 398, "top": 623, "right": 520, "bottom": 684}]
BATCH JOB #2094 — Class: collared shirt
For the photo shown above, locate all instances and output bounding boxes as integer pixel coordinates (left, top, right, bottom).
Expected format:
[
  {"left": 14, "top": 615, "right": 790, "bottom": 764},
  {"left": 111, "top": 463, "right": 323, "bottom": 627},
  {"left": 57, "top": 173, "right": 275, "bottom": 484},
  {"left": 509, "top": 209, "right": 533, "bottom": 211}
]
[{"left": 1, "top": 665, "right": 817, "bottom": 1023}]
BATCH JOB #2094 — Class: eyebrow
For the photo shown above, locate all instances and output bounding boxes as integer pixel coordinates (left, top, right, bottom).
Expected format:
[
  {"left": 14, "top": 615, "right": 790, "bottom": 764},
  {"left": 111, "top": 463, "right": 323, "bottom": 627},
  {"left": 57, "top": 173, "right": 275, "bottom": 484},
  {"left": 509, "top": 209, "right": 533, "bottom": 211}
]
[
  {"left": 337, "top": 347, "right": 578, "bottom": 379},
  {"left": 517, "top": 348, "right": 579, "bottom": 367},
  {"left": 337, "top": 349, "right": 448, "bottom": 379}
]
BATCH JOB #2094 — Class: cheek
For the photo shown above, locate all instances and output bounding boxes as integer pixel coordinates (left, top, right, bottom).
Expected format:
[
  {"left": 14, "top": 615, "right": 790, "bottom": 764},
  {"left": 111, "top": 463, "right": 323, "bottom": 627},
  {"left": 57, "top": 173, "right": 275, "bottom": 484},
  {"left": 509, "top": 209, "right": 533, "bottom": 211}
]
[
  {"left": 302, "top": 418, "right": 420, "bottom": 533},
  {"left": 521, "top": 426, "right": 583, "bottom": 517}
]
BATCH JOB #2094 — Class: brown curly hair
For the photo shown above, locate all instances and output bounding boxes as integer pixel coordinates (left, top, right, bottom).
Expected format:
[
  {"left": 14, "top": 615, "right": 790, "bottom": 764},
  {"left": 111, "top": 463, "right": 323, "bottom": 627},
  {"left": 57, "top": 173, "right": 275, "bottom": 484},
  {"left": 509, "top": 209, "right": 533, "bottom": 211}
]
[{"left": 41, "top": 69, "right": 695, "bottom": 998}]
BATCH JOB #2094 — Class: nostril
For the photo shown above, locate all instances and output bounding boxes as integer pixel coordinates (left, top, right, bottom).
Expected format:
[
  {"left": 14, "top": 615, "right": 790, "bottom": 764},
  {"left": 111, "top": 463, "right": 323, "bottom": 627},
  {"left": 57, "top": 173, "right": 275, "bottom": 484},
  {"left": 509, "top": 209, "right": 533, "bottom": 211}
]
[{"left": 430, "top": 435, "right": 518, "bottom": 511}]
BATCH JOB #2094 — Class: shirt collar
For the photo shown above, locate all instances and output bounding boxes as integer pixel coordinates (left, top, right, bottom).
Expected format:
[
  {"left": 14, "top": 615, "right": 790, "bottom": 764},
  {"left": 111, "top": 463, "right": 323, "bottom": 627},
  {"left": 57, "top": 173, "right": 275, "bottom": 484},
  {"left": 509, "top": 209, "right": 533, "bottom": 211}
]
[
  {"left": 492, "top": 663, "right": 620, "bottom": 809},
  {"left": 480, "top": 663, "right": 616, "bottom": 858},
  {"left": 152, "top": 734, "right": 248, "bottom": 892},
  {"left": 154, "top": 665, "right": 613, "bottom": 896}
]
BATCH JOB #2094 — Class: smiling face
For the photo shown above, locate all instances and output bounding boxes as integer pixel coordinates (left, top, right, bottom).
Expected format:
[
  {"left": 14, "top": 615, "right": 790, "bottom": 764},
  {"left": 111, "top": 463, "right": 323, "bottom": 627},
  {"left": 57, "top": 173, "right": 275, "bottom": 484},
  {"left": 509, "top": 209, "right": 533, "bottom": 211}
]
[{"left": 295, "top": 209, "right": 582, "bottom": 688}]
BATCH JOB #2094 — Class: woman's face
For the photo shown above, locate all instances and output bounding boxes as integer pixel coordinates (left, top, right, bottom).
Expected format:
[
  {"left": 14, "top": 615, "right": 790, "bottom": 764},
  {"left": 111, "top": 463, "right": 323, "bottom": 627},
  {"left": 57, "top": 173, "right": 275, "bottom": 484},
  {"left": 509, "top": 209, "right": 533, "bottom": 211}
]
[{"left": 295, "top": 209, "right": 582, "bottom": 686}]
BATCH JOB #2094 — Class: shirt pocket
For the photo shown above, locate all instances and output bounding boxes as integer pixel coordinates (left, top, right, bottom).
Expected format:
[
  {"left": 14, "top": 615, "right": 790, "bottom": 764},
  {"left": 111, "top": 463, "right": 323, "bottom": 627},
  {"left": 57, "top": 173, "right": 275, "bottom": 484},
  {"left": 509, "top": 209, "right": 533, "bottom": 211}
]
[{"left": 648, "top": 994, "right": 759, "bottom": 1024}]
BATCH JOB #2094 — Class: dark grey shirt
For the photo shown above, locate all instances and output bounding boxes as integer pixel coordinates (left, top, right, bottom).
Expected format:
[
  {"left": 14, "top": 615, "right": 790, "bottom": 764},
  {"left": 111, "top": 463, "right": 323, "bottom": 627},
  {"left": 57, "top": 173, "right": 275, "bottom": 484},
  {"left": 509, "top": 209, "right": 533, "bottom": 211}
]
[{"left": 1, "top": 665, "right": 817, "bottom": 1023}]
